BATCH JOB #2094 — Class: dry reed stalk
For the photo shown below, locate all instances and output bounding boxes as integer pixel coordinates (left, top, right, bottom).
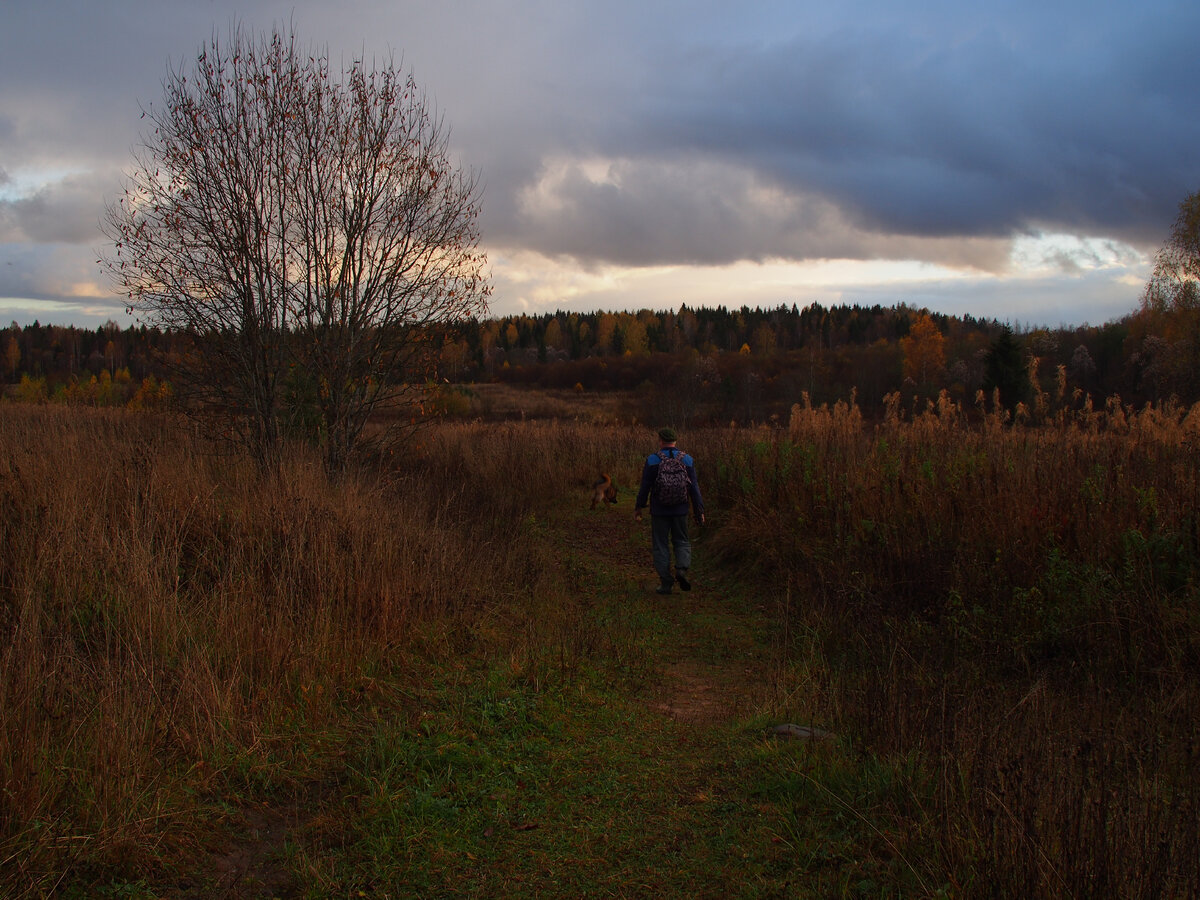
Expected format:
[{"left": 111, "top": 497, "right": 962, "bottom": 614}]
[
  {"left": 0, "top": 406, "right": 588, "bottom": 890},
  {"left": 706, "top": 392, "right": 1200, "bottom": 897}
]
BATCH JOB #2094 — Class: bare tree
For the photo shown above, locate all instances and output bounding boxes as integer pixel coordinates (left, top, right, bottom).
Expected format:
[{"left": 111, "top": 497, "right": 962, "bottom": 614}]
[
  {"left": 103, "top": 25, "right": 489, "bottom": 469},
  {"left": 1144, "top": 191, "right": 1200, "bottom": 307},
  {"left": 1138, "top": 190, "right": 1200, "bottom": 399},
  {"left": 288, "top": 50, "right": 490, "bottom": 470}
]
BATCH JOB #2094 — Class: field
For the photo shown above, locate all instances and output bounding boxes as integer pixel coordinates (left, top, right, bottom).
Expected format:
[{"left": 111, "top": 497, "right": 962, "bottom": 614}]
[{"left": 1, "top": 391, "right": 1198, "bottom": 898}]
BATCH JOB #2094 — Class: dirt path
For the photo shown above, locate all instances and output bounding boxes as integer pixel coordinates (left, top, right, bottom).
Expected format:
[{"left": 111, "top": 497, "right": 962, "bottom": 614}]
[
  {"left": 186, "top": 498, "right": 787, "bottom": 899},
  {"left": 576, "top": 500, "right": 781, "bottom": 728}
]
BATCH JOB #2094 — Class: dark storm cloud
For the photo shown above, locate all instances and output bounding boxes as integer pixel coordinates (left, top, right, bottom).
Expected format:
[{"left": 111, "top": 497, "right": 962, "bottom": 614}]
[
  {"left": 505, "top": 155, "right": 1011, "bottom": 272},
  {"left": 0, "top": 172, "right": 109, "bottom": 244},
  {"left": 491, "top": 2, "right": 1200, "bottom": 267},
  {"left": 0, "top": 0, "right": 1190, "bottom": 325}
]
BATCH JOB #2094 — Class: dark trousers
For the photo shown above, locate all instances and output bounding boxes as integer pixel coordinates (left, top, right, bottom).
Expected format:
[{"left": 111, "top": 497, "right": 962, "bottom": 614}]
[{"left": 651, "top": 514, "right": 691, "bottom": 583}]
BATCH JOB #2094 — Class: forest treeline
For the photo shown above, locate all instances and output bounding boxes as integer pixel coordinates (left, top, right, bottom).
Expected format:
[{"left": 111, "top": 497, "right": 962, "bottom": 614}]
[{"left": 2, "top": 298, "right": 1195, "bottom": 421}]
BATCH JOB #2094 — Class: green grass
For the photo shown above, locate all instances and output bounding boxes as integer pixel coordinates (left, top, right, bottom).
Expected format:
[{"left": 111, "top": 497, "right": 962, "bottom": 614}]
[
  {"left": 254, "top": 503, "right": 949, "bottom": 899},
  {"left": 287, "top": 665, "right": 942, "bottom": 899},
  {"left": 55, "top": 486, "right": 948, "bottom": 899}
]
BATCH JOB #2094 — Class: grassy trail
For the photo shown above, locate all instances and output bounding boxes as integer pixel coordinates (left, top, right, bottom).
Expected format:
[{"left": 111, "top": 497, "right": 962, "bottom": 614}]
[
  {"left": 178, "top": 495, "right": 938, "bottom": 899},
  {"left": 573, "top": 498, "right": 779, "bottom": 724}
]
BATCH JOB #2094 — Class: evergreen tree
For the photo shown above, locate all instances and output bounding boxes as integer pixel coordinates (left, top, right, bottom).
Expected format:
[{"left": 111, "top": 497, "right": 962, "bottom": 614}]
[{"left": 983, "top": 327, "right": 1031, "bottom": 408}]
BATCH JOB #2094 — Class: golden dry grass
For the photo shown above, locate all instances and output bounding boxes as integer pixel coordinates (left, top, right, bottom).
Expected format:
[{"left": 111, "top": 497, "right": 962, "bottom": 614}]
[
  {"left": 2, "top": 397, "right": 1198, "bottom": 896},
  {"left": 700, "top": 391, "right": 1200, "bottom": 897},
  {"left": 0, "top": 407, "right": 650, "bottom": 890}
]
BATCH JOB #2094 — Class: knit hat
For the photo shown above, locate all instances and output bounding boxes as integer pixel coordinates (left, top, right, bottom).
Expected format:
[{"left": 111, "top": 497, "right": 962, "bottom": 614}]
[{"left": 658, "top": 427, "right": 678, "bottom": 443}]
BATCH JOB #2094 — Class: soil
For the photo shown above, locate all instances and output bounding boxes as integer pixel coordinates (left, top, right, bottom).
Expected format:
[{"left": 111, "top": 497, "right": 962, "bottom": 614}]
[{"left": 207, "top": 801, "right": 300, "bottom": 899}]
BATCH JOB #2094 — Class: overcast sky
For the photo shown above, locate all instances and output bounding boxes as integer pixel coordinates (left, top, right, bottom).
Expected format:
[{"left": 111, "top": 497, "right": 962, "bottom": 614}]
[{"left": 2, "top": 0, "right": 1197, "bottom": 329}]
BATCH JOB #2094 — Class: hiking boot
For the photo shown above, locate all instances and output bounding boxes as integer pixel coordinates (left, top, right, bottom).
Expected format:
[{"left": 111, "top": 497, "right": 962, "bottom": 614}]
[
  {"left": 676, "top": 570, "right": 691, "bottom": 591},
  {"left": 656, "top": 578, "right": 674, "bottom": 595}
]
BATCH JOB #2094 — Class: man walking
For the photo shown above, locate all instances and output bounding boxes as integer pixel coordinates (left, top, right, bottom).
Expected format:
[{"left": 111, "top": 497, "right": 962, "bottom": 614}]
[{"left": 635, "top": 427, "right": 706, "bottom": 594}]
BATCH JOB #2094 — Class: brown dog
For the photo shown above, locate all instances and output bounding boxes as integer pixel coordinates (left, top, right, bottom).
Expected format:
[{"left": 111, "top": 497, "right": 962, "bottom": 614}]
[{"left": 591, "top": 474, "right": 618, "bottom": 509}]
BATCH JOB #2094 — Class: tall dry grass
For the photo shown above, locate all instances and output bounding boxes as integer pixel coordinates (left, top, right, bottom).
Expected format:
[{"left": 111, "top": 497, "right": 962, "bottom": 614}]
[
  {"left": 0, "top": 408, "right": 646, "bottom": 892},
  {"left": 699, "top": 390, "right": 1200, "bottom": 898},
  {"left": 11, "top": 394, "right": 1196, "bottom": 896}
]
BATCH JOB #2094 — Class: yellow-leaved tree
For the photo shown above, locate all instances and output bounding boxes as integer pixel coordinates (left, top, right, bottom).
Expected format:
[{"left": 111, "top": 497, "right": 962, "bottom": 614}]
[{"left": 900, "top": 312, "right": 946, "bottom": 389}]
